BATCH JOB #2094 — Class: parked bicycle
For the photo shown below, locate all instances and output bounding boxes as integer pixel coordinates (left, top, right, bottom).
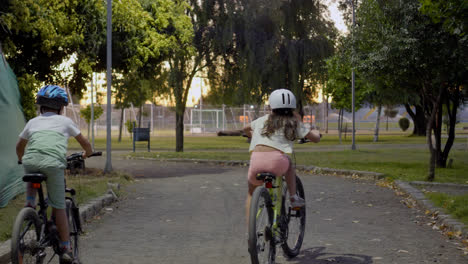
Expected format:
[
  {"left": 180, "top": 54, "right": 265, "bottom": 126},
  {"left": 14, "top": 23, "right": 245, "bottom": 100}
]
[
  {"left": 248, "top": 139, "right": 309, "bottom": 264},
  {"left": 11, "top": 152, "right": 102, "bottom": 264}
]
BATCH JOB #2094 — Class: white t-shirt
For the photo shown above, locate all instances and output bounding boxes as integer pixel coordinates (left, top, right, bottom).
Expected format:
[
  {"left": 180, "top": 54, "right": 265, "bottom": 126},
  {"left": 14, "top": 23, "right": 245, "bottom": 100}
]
[
  {"left": 19, "top": 112, "right": 81, "bottom": 140},
  {"left": 19, "top": 112, "right": 81, "bottom": 168},
  {"left": 248, "top": 114, "right": 310, "bottom": 154}
]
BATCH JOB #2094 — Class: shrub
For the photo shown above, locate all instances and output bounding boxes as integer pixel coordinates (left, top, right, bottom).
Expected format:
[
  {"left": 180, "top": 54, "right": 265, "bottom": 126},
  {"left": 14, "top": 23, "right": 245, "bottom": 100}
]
[
  {"left": 125, "top": 120, "right": 135, "bottom": 134},
  {"left": 399, "top": 117, "right": 410, "bottom": 131}
]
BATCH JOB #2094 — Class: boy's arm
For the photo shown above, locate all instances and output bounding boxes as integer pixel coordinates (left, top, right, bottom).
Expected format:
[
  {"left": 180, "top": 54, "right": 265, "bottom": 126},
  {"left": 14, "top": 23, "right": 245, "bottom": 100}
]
[
  {"left": 305, "top": 130, "right": 321, "bottom": 143},
  {"left": 243, "top": 125, "right": 253, "bottom": 138},
  {"left": 75, "top": 134, "right": 93, "bottom": 158},
  {"left": 16, "top": 138, "right": 28, "bottom": 162}
]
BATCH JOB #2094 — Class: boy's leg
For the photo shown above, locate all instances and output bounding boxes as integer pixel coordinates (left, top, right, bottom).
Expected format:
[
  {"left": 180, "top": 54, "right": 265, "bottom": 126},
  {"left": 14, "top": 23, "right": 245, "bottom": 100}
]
[
  {"left": 53, "top": 208, "right": 70, "bottom": 243},
  {"left": 23, "top": 166, "right": 37, "bottom": 207},
  {"left": 44, "top": 168, "right": 71, "bottom": 250},
  {"left": 25, "top": 183, "right": 37, "bottom": 207}
]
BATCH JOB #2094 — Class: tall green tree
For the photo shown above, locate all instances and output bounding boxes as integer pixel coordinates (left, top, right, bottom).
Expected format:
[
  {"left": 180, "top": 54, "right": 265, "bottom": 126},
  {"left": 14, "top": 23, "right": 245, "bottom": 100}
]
[
  {"left": 355, "top": 0, "right": 468, "bottom": 180},
  {"left": 420, "top": 0, "right": 468, "bottom": 38},
  {"left": 205, "top": 0, "right": 336, "bottom": 111},
  {"left": 0, "top": 0, "right": 88, "bottom": 119},
  {"left": 143, "top": 0, "right": 195, "bottom": 152}
]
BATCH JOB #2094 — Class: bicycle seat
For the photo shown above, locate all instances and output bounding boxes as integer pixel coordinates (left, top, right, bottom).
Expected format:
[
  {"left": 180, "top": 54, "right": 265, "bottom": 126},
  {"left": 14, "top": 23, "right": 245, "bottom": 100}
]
[
  {"left": 23, "top": 173, "right": 47, "bottom": 183},
  {"left": 256, "top": 172, "right": 276, "bottom": 181}
]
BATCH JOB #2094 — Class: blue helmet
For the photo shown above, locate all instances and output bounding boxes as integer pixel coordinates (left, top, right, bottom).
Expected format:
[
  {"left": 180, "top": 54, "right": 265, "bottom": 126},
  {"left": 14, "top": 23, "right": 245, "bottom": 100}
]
[{"left": 36, "top": 85, "right": 69, "bottom": 110}]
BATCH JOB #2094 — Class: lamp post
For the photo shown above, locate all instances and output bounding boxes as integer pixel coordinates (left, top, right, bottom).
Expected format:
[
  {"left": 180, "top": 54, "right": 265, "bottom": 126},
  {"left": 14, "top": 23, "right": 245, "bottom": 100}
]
[
  {"left": 104, "top": 0, "right": 112, "bottom": 173},
  {"left": 349, "top": 0, "right": 357, "bottom": 150}
]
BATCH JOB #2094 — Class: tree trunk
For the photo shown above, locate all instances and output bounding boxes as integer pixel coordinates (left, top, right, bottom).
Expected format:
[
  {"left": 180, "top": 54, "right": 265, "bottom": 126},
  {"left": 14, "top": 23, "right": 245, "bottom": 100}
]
[
  {"left": 426, "top": 87, "right": 444, "bottom": 181},
  {"left": 373, "top": 105, "right": 382, "bottom": 142},
  {"left": 138, "top": 105, "right": 143, "bottom": 128},
  {"left": 437, "top": 88, "right": 460, "bottom": 168},
  {"left": 325, "top": 97, "right": 329, "bottom": 134},
  {"left": 386, "top": 115, "right": 389, "bottom": 131},
  {"left": 434, "top": 99, "right": 443, "bottom": 167},
  {"left": 118, "top": 107, "right": 124, "bottom": 142},
  {"left": 338, "top": 109, "right": 343, "bottom": 144},
  {"left": 405, "top": 104, "right": 426, "bottom": 136},
  {"left": 175, "top": 110, "right": 184, "bottom": 152},
  {"left": 427, "top": 124, "right": 436, "bottom": 182}
]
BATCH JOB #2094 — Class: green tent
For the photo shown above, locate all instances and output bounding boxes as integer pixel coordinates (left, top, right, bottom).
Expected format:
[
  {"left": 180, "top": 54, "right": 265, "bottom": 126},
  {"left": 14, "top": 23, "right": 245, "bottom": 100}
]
[{"left": 0, "top": 45, "right": 26, "bottom": 207}]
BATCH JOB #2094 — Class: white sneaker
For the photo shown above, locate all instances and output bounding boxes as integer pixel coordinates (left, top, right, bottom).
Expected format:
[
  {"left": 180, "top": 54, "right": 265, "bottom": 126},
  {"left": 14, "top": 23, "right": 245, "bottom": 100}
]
[{"left": 290, "top": 194, "right": 305, "bottom": 208}]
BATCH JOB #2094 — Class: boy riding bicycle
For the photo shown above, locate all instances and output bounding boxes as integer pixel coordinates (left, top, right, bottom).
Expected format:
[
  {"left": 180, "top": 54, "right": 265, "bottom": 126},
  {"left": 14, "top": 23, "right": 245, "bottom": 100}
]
[
  {"left": 16, "top": 85, "right": 93, "bottom": 263},
  {"left": 243, "top": 89, "right": 321, "bottom": 223}
]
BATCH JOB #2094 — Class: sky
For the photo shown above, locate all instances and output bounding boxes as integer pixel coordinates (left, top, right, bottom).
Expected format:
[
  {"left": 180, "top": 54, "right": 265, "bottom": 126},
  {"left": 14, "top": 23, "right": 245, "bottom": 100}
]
[{"left": 324, "top": 0, "right": 348, "bottom": 33}]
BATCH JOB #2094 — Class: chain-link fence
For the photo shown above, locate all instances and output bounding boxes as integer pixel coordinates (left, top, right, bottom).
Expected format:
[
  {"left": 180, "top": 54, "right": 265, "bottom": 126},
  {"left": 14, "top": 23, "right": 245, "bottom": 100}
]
[{"left": 62, "top": 103, "right": 468, "bottom": 136}]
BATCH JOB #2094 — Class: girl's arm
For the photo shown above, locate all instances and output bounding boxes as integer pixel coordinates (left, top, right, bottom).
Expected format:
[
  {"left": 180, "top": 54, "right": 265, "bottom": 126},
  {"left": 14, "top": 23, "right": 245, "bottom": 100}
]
[
  {"left": 16, "top": 138, "right": 28, "bottom": 162},
  {"left": 75, "top": 134, "right": 93, "bottom": 158}
]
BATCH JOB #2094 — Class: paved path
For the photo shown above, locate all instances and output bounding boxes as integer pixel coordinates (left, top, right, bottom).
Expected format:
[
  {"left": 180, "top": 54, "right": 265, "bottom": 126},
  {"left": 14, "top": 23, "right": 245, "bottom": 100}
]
[{"left": 77, "top": 156, "right": 468, "bottom": 264}]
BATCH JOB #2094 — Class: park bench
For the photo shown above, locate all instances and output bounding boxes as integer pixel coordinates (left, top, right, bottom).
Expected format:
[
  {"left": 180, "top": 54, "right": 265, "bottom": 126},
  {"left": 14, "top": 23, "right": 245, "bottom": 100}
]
[{"left": 133, "top": 121, "right": 150, "bottom": 152}]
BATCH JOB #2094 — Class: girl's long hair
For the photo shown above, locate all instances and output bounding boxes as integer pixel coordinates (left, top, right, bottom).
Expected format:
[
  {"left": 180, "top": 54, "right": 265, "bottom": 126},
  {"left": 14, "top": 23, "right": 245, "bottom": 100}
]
[{"left": 261, "top": 108, "right": 298, "bottom": 141}]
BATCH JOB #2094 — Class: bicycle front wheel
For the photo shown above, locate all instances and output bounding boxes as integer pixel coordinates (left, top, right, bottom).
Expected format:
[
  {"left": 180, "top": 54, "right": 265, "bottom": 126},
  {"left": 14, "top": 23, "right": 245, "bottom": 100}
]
[
  {"left": 248, "top": 186, "right": 274, "bottom": 264},
  {"left": 66, "top": 200, "right": 80, "bottom": 263},
  {"left": 281, "top": 175, "right": 306, "bottom": 258},
  {"left": 11, "top": 207, "right": 43, "bottom": 264}
]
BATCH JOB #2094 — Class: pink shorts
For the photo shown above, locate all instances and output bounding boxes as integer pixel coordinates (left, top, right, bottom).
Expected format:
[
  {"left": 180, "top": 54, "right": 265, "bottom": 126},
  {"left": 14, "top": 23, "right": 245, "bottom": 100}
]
[{"left": 247, "top": 151, "right": 291, "bottom": 186}]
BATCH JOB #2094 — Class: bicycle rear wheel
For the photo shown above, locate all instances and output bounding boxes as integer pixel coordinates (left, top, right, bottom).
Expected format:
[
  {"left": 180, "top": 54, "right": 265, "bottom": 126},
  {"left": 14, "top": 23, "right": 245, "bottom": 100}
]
[
  {"left": 281, "top": 175, "right": 306, "bottom": 258},
  {"left": 66, "top": 200, "right": 80, "bottom": 263},
  {"left": 11, "top": 207, "right": 43, "bottom": 264},
  {"left": 248, "top": 186, "right": 274, "bottom": 264}
]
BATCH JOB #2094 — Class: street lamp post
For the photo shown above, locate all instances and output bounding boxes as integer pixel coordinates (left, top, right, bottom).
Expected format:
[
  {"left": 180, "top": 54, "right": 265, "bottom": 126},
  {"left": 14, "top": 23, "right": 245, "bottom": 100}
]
[
  {"left": 349, "top": 0, "right": 357, "bottom": 150},
  {"left": 104, "top": 0, "right": 112, "bottom": 173}
]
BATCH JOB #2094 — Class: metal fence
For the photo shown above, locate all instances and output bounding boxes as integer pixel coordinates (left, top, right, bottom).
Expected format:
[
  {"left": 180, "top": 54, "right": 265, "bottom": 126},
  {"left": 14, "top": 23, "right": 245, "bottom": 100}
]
[{"left": 62, "top": 103, "right": 468, "bottom": 136}]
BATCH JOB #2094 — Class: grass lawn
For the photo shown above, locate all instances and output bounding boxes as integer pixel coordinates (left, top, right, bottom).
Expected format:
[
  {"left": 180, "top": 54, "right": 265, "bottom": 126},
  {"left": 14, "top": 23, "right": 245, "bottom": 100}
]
[
  {"left": 130, "top": 149, "right": 468, "bottom": 184},
  {"left": 69, "top": 133, "right": 467, "bottom": 151},
  {"left": 0, "top": 170, "right": 133, "bottom": 242},
  {"left": 425, "top": 192, "right": 468, "bottom": 226}
]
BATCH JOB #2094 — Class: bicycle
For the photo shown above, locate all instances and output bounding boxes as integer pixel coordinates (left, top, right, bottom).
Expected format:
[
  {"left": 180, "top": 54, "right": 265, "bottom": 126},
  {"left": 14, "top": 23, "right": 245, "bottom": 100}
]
[
  {"left": 11, "top": 152, "right": 102, "bottom": 264},
  {"left": 248, "top": 139, "right": 310, "bottom": 264}
]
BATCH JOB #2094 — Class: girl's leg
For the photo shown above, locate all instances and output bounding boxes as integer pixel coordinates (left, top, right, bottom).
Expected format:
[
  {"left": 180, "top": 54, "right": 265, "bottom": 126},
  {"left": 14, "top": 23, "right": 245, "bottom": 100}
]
[
  {"left": 284, "top": 155, "right": 296, "bottom": 196},
  {"left": 246, "top": 182, "right": 261, "bottom": 227}
]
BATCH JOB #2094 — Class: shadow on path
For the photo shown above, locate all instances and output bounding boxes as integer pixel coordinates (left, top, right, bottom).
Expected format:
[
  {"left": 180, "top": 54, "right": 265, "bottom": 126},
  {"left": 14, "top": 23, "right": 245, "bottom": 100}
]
[{"left": 291, "top": 247, "right": 373, "bottom": 264}]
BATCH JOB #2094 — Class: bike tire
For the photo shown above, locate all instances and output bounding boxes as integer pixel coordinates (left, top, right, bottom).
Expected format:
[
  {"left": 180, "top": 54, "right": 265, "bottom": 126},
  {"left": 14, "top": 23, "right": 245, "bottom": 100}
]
[
  {"left": 11, "top": 207, "right": 43, "bottom": 264},
  {"left": 248, "top": 186, "right": 275, "bottom": 264},
  {"left": 66, "top": 200, "right": 80, "bottom": 263},
  {"left": 281, "top": 175, "right": 306, "bottom": 258}
]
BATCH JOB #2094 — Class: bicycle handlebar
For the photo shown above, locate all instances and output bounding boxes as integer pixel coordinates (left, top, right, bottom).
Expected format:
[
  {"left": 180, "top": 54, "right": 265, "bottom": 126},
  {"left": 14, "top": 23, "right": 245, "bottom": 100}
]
[{"left": 67, "top": 151, "right": 102, "bottom": 161}]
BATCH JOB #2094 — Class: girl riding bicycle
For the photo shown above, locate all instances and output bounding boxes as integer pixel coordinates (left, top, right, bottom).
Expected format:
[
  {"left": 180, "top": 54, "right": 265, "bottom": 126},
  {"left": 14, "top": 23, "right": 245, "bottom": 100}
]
[
  {"left": 16, "top": 85, "right": 93, "bottom": 263},
  {"left": 243, "top": 89, "right": 321, "bottom": 223}
]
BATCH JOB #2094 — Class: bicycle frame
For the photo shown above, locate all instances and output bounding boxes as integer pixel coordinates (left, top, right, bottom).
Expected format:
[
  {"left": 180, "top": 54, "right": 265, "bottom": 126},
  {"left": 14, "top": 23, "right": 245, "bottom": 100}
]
[{"left": 264, "top": 175, "right": 284, "bottom": 242}]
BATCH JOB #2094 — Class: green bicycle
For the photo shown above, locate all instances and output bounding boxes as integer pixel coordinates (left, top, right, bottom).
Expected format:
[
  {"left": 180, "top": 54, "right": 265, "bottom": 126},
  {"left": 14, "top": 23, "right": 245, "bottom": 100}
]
[{"left": 248, "top": 168, "right": 306, "bottom": 264}]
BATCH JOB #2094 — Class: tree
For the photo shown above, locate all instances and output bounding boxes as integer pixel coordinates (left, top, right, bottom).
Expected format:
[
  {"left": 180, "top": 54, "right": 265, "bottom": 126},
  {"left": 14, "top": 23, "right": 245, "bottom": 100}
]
[
  {"left": 0, "top": 0, "right": 91, "bottom": 120},
  {"left": 420, "top": 0, "right": 468, "bottom": 38},
  {"left": 205, "top": 0, "right": 336, "bottom": 113},
  {"left": 143, "top": 0, "right": 195, "bottom": 152},
  {"left": 80, "top": 104, "right": 104, "bottom": 137},
  {"left": 354, "top": 0, "right": 468, "bottom": 180},
  {"left": 325, "top": 36, "right": 371, "bottom": 141},
  {"left": 383, "top": 106, "right": 399, "bottom": 131}
]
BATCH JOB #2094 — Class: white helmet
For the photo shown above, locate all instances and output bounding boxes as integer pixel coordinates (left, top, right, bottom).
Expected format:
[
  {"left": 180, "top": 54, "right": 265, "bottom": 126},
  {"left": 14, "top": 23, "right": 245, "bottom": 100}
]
[{"left": 269, "top": 89, "right": 296, "bottom": 109}]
